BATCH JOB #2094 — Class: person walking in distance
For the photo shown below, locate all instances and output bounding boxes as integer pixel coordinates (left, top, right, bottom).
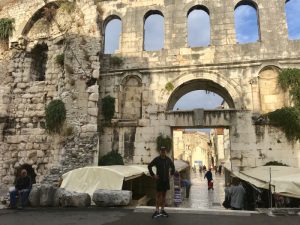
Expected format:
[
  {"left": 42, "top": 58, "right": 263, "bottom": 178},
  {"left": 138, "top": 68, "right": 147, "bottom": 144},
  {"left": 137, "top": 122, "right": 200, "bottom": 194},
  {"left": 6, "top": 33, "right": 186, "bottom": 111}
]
[
  {"left": 204, "top": 168, "right": 214, "bottom": 190},
  {"left": 148, "top": 146, "right": 175, "bottom": 218}
]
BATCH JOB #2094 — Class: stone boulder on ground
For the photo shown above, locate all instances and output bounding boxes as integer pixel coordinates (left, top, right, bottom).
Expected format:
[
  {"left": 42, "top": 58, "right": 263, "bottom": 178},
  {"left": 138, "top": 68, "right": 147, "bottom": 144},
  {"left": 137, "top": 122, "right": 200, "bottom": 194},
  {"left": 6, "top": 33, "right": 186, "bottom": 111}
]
[
  {"left": 28, "top": 184, "right": 41, "bottom": 207},
  {"left": 92, "top": 189, "right": 132, "bottom": 207},
  {"left": 39, "top": 184, "right": 57, "bottom": 207},
  {"left": 29, "top": 185, "right": 91, "bottom": 207},
  {"left": 60, "top": 191, "right": 91, "bottom": 207}
]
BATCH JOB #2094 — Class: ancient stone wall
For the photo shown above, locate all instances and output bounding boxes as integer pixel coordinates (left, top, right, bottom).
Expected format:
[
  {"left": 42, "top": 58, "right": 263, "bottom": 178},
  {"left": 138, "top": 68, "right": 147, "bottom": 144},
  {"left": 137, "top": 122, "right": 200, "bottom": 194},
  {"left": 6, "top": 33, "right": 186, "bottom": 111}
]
[
  {"left": 98, "top": 0, "right": 300, "bottom": 168},
  {"left": 0, "top": 0, "right": 101, "bottom": 191},
  {"left": 1, "top": 0, "right": 300, "bottom": 196}
]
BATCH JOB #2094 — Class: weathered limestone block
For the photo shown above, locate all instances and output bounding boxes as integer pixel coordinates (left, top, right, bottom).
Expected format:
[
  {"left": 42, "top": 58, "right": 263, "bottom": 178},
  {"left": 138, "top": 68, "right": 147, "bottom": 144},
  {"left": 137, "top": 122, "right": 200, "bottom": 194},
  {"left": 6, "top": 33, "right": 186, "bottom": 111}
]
[
  {"left": 92, "top": 190, "right": 132, "bottom": 207},
  {"left": 28, "top": 184, "right": 41, "bottom": 207},
  {"left": 39, "top": 184, "right": 57, "bottom": 207},
  {"left": 89, "top": 93, "right": 99, "bottom": 102},
  {"left": 81, "top": 124, "right": 97, "bottom": 132},
  {"left": 88, "top": 108, "right": 98, "bottom": 117},
  {"left": 92, "top": 69, "right": 99, "bottom": 79},
  {"left": 86, "top": 85, "right": 98, "bottom": 93},
  {"left": 60, "top": 191, "right": 91, "bottom": 207},
  {"left": 53, "top": 187, "right": 65, "bottom": 207}
]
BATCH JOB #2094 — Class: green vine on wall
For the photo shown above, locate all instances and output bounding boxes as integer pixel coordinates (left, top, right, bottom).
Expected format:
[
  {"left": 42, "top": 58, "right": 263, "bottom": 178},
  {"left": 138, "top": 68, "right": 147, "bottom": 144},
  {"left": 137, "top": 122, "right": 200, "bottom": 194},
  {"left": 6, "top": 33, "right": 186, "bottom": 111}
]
[
  {"left": 278, "top": 68, "right": 300, "bottom": 107},
  {"left": 266, "top": 68, "right": 300, "bottom": 141},
  {"left": 0, "top": 18, "right": 14, "bottom": 40},
  {"left": 45, "top": 99, "right": 66, "bottom": 133},
  {"left": 267, "top": 107, "right": 300, "bottom": 141},
  {"left": 101, "top": 95, "right": 115, "bottom": 122},
  {"left": 156, "top": 133, "right": 172, "bottom": 153}
]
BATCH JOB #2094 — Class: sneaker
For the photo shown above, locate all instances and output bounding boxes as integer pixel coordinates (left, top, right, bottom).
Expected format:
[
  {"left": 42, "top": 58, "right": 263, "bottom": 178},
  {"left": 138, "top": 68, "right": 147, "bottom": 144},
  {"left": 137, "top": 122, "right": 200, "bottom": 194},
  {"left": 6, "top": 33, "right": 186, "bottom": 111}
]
[
  {"left": 152, "top": 211, "right": 160, "bottom": 219},
  {"left": 160, "top": 210, "right": 169, "bottom": 217}
]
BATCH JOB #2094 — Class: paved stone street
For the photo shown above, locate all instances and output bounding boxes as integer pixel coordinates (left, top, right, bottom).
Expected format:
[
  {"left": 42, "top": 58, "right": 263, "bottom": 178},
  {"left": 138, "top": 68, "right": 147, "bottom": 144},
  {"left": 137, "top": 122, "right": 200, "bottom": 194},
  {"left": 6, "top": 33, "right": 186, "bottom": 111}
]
[
  {"left": 181, "top": 171, "right": 225, "bottom": 209},
  {"left": 0, "top": 208, "right": 299, "bottom": 225}
]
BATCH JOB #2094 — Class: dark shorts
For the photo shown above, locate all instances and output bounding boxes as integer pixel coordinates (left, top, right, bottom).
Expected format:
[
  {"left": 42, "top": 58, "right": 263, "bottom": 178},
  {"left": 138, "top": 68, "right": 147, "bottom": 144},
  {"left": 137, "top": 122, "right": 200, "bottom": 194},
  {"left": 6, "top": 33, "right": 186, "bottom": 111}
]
[{"left": 156, "top": 180, "right": 170, "bottom": 192}]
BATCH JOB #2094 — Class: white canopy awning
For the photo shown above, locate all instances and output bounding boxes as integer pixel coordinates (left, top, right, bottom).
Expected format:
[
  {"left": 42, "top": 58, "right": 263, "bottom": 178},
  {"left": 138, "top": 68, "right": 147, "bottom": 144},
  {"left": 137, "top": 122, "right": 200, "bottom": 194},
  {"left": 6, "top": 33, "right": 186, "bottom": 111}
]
[
  {"left": 231, "top": 166, "right": 300, "bottom": 198},
  {"left": 61, "top": 160, "right": 189, "bottom": 196}
]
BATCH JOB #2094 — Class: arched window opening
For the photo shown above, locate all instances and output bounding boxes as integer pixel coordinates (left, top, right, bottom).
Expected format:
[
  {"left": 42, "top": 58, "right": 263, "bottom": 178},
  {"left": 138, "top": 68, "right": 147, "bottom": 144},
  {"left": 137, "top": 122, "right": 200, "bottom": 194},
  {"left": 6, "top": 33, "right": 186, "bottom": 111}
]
[
  {"left": 187, "top": 6, "right": 210, "bottom": 47},
  {"left": 234, "top": 1, "right": 260, "bottom": 44},
  {"left": 285, "top": 0, "right": 300, "bottom": 40},
  {"left": 144, "top": 11, "right": 164, "bottom": 51},
  {"left": 104, "top": 16, "right": 122, "bottom": 54},
  {"left": 31, "top": 43, "right": 48, "bottom": 81}
]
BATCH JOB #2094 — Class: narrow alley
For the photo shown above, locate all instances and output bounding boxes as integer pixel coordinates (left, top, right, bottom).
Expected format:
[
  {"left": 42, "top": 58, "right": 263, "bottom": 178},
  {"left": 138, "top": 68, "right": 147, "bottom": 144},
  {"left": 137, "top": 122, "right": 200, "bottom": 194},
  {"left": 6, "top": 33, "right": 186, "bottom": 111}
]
[{"left": 181, "top": 171, "right": 225, "bottom": 209}]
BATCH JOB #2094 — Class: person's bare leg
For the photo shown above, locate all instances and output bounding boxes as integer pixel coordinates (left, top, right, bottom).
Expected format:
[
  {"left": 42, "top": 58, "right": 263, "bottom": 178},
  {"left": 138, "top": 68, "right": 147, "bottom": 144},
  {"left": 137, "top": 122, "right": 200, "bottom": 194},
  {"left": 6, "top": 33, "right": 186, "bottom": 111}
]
[{"left": 156, "top": 192, "right": 161, "bottom": 212}]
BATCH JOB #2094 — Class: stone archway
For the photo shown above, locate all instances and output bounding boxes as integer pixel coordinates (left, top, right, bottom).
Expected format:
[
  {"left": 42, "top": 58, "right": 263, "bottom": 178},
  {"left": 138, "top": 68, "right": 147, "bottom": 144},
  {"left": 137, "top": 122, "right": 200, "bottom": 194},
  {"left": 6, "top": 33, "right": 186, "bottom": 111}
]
[
  {"left": 166, "top": 79, "right": 235, "bottom": 111},
  {"left": 158, "top": 70, "right": 242, "bottom": 111}
]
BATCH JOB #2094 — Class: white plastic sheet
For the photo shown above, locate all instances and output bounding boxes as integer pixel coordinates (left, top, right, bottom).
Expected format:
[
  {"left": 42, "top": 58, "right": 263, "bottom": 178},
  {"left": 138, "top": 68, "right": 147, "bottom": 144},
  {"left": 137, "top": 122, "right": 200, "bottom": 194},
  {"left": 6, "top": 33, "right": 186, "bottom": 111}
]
[
  {"left": 60, "top": 160, "right": 189, "bottom": 197},
  {"left": 231, "top": 166, "right": 300, "bottom": 198}
]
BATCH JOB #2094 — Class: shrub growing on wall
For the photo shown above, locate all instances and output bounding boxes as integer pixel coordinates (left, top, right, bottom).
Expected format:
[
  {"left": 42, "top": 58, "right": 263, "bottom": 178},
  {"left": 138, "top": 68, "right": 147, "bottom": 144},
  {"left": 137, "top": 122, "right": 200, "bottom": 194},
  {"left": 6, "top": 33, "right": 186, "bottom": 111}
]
[
  {"left": 0, "top": 18, "right": 14, "bottom": 40},
  {"left": 278, "top": 68, "right": 300, "bottom": 107},
  {"left": 156, "top": 133, "right": 172, "bottom": 153},
  {"left": 101, "top": 95, "right": 115, "bottom": 122},
  {"left": 110, "top": 56, "right": 123, "bottom": 67},
  {"left": 45, "top": 99, "right": 66, "bottom": 133},
  {"left": 98, "top": 151, "right": 124, "bottom": 166},
  {"left": 165, "top": 82, "right": 174, "bottom": 92},
  {"left": 266, "top": 68, "right": 300, "bottom": 142},
  {"left": 55, "top": 53, "right": 64, "bottom": 66},
  {"left": 267, "top": 107, "right": 300, "bottom": 142}
]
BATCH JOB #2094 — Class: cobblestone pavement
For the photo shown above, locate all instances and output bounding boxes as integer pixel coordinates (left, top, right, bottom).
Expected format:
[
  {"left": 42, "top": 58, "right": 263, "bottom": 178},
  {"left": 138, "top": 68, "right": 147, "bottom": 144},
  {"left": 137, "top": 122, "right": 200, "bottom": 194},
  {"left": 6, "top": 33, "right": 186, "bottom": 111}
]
[{"left": 181, "top": 171, "right": 225, "bottom": 209}]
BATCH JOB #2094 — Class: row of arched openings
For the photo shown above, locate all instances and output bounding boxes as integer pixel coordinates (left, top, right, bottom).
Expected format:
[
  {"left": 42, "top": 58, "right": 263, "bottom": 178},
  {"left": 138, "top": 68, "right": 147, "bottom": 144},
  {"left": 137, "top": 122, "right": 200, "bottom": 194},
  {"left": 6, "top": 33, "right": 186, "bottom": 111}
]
[{"left": 104, "top": 0, "right": 300, "bottom": 54}]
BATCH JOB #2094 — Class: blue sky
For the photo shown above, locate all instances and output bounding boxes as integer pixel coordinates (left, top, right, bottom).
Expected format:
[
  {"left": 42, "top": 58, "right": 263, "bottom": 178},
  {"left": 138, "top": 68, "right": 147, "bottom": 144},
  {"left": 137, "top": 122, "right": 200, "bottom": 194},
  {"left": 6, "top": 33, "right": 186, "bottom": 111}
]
[
  {"left": 286, "top": 0, "right": 300, "bottom": 39},
  {"left": 173, "top": 91, "right": 223, "bottom": 110},
  {"left": 104, "top": 2, "right": 300, "bottom": 108},
  {"left": 144, "top": 15, "right": 164, "bottom": 51},
  {"left": 235, "top": 5, "right": 259, "bottom": 43}
]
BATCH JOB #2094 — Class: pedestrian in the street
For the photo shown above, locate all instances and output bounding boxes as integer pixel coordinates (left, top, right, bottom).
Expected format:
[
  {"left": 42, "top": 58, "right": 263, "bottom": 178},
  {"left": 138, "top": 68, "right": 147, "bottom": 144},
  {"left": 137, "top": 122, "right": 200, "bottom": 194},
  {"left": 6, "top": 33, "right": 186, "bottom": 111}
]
[
  {"left": 148, "top": 146, "right": 175, "bottom": 218},
  {"left": 9, "top": 169, "right": 31, "bottom": 209},
  {"left": 218, "top": 165, "right": 222, "bottom": 175},
  {"left": 193, "top": 165, "right": 196, "bottom": 173},
  {"left": 203, "top": 165, "right": 207, "bottom": 172},
  {"left": 204, "top": 168, "right": 214, "bottom": 190},
  {"left": 214, "top": 165, "right": 218, "bottom": 175},
  {"left": 228, "top": 178, "right": 246, "bottom": 210},
  {"left": 199, "top": 165, "right": 203, "bottom": 174}
]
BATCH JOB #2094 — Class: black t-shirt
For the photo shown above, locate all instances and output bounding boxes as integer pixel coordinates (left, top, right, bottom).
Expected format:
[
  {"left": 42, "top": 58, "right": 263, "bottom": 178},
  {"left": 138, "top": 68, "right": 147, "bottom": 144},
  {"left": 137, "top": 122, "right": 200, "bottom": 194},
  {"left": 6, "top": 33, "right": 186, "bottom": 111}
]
[
  {"left": 15, "top": 176, "right": 31, "bottom": 190},
  {"left": 148, "top": 156, "right": 175, "bottom": 182}
]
